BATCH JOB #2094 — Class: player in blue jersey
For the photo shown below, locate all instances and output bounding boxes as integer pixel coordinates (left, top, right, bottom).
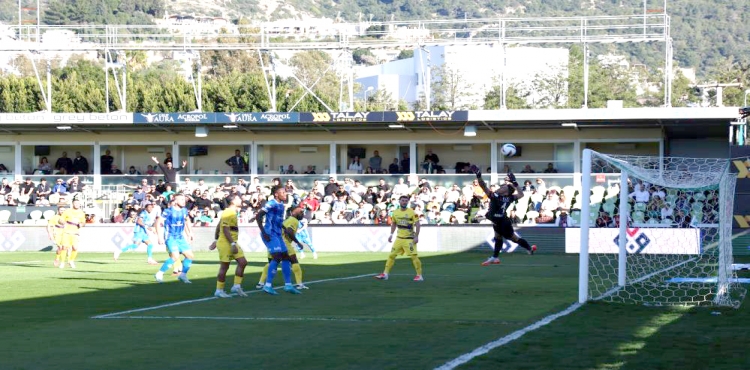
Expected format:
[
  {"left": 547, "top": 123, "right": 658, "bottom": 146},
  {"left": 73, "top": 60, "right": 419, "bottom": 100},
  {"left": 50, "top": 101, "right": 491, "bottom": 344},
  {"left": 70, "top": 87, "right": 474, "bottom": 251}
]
[
  {"left": 114, "top": 202, "right": 160, "bottom": 264},
  {"left": 254, "top": 185, "right": 301, "bottom": 295},
  {"left": 295, "top": 218, "right": 318, "bottom": 260},
  {"left": 155, "top": 193, "right": 194, "bottom": 283}
]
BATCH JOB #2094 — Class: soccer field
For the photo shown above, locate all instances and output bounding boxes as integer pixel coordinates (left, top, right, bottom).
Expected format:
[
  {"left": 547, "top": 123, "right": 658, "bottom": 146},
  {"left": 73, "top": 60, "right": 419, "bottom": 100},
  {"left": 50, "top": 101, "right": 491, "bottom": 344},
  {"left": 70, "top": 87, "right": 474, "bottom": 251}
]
[{"left": 0, "top": 251, "right": 748, "bottom": 370}]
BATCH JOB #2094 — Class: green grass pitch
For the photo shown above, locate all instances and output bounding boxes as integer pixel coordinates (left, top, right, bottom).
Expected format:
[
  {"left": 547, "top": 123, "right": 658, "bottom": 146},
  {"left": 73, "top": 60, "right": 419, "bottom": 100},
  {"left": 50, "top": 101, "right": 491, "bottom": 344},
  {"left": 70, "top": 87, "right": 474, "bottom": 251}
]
[{"left": 0, "top": 251, "right": 748, "bottom": 370}]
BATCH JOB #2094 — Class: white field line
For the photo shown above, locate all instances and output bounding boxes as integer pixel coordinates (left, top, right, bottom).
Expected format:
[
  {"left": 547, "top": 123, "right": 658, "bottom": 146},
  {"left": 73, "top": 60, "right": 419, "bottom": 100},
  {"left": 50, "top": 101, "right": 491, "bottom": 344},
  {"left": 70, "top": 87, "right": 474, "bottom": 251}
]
[
  {"left": 434, "top": 302, "right": 583, "bottom": 370},
  {"left": 94, "top": 315, "right": 516, "bottom": 325},
  {"left": 91, "top": 273, "right": 375, "bottom": 319},
  {"left": 8, "top": 260, "right": 43, "bottom": 264}
]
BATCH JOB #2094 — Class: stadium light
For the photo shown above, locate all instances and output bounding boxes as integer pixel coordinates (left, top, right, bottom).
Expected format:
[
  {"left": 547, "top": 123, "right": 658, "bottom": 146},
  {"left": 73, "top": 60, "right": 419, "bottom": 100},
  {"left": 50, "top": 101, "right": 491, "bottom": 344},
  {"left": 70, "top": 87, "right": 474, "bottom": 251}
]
[
  {"left": 464, "top": 125, "right": 477, "bottom": 137},
  {"left": 195, "top": 126, "right": 208, "bottom": 137},
  {"left": 388, "top": 124, "right": 404, "bottom": 128},
  {"left": 223, "top": 124, "right": 238, "bottom": 129},
  {"left": 56, "top": 125, "right": 71, "bottom": 130}
]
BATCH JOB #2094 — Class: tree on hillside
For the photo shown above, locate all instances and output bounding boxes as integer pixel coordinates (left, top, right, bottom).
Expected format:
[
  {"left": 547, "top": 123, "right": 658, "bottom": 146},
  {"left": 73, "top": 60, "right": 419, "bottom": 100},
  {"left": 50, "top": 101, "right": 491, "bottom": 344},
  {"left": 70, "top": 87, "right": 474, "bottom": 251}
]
[
  {"left": 397, "top": 50, "right": 414, "bottom": 60},
  {"left": 483, "top": 83, "right": 530, "bottom": 110},
  {"left": 288, "top": 50, "right": 342, "bottom": 110},
  {"left": 430, "top": 63, "right": 475, "bottom": 110},
  {"left": 530, "top": 63, "right": 568, "bottom": 108},
  {"left": 703, "top": 56, "right": 750, "bottom": 106}
]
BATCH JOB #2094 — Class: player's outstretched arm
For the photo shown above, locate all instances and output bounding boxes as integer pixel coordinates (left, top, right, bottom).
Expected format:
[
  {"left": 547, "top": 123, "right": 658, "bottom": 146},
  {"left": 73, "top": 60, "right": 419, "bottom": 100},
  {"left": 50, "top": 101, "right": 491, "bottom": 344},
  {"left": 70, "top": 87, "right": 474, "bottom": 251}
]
[{"left": 473, "top": 168, "right": 493, "bottom": 198}]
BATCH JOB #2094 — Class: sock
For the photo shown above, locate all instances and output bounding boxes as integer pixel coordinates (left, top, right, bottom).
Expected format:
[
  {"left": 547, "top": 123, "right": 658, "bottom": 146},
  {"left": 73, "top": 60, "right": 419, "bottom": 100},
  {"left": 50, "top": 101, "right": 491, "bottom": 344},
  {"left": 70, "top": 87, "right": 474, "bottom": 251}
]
[
  {"left": 159, "top": 258, "right": 174, "bottom": 273},
  {"left": 69, "top": 250, "right": 78, "bottom": 262},
  {"left": 146, "top": 244, "right": 153, "bottom": 259},
  {"left": 259, "top": 263, "right": 269, "bottom": 284},
  {"left": 121, "top": 244, "right": 138, "bottom": 253},
  {"left": 182, "top": 258, "right": 192, "bottom": 274},
  {"left": 216, "top": 281, "right": 225, "bottom": 290},
  {"left": 265, "top": 260, "right": 279, "bottom": 286},
  {"left": 410, "top": 255, "right": 423, "bottom": 276},
  {"left": 493, "top": 239, "right": 503, "bottom": 258},
  {"left": 173, "top": 258, "right": 183, "bottom": 272},
  {"left": 54, "top": 250, "right": 60, "bottom": 262},
  {"left": 383, "top": 252, "right": 398, "bottom": 274},
  {"left": 59, "top": 249, "right": 68, "bottom": 264},
  {"left": 308, "top": 244, "right": 316, "bottom": 253},
  {"left": 516, "top": 238, "right": 532, "bottom": 251},
  {"left": 292, "top": 263, "right": 302, "bottom": 285},
  {"left": 234, "top": 275, "right": 243, "bottom": 286},
  {"left": 280, "top": 260, "right": 292, "bottom": 284}
]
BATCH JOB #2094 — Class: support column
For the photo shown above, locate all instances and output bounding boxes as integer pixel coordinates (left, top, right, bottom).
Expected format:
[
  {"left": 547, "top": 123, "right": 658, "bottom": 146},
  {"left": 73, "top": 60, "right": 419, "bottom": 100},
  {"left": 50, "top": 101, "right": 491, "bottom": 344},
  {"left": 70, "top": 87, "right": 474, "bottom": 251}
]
[
  {"left": 250, "top": 142, "right": 258, "bottom": 176},
  {"left": 93, "top": 143, "right": 101, "bottom": 190},
  {"left": 14, "top": 142, "right": 22, "bottom": 182},
  {"left": 409, "top": 142, "right": 417, "bottom": 175},
  {"left": 583, "top": 42, "right": 589, "bottom": 109},
  {"left": 172, "top": 142, "right": 180, "bottom": 183},
  {"left": 490, "top": 141, "right": 498, "bottom": 185},
  {"left": 573, "top": 140, "right": 582, "bottom": 188},
  {"left": 329, "top": 143, "right": 337, "bottom": 178}
]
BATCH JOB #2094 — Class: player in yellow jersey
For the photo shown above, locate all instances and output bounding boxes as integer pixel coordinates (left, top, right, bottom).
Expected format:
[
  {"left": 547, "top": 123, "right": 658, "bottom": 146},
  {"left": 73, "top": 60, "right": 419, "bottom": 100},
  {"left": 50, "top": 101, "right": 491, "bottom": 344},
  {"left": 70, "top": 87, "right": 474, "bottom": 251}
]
[
  {"left": 59, "top": 197, "right": 86, "bottom": 269},
  {"left": 375, "top": 194, "right": 423, "bottom": 281},
  {"left": 213, "top": 194, "right": 248, "bottom": 298},
  {"left": 47, "top": 206, "right": 66, "bottom": 267},
  {"left": 255, "top": 207, "right": 309, "bottom": 290}
]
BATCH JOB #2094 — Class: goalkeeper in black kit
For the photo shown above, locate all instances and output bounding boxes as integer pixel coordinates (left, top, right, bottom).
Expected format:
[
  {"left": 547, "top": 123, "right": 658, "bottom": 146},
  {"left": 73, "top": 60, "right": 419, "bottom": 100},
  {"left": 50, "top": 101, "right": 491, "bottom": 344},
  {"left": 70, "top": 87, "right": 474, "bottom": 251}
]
[{"left": 472, "top": 167, "right": 537, "bottom": 265}]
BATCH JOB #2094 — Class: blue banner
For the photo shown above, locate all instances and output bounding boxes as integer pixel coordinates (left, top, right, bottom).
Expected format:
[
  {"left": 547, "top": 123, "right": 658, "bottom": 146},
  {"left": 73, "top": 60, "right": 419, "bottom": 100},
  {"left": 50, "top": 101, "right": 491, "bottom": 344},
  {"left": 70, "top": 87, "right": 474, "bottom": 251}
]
[
  {"left": 134, "top": 113, "right": 216, "bottom": 124},
  {"left": 217, "top": 112, "right": 298, "bottom": 124}
]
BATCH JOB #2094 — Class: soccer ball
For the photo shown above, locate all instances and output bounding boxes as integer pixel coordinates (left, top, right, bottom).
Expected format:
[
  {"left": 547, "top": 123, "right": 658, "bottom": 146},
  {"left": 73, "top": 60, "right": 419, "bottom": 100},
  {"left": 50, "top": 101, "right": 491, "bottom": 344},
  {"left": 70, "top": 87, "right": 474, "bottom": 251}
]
[{"left": 501, "top": 143, "right": 517, "bottom": 157}]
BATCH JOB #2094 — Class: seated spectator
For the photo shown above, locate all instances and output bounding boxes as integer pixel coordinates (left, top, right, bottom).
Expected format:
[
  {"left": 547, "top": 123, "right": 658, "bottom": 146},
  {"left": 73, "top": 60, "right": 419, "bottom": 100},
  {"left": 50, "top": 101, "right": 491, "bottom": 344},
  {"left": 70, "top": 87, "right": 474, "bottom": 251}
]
[
  {"left": 535, "top": 178, "right": 547, "bottom": 194},
  {"left": 37, "top": 157, "right": 52, "bottom": 174},
  {"left": 145, "top": 165, "right": 157, "bottom": 175},
  {"left": 127, "top": 166, "right": 141, "bottom": 175},
  {"left": 284, "top": 165, "right": 298, "bottom": 174},
  {"left": 111, "top": 165, "right": 123, "bottom": 175},
  {"left": 543, "top": 163, "right": 558, "bottom": 173},
  {"left": 303, "top": 165, "right": 316, "bottom": 174},
  {"left": 596, "top": 211, "right": 613, "bottom": 228},
  {"left": 0, "top": 164, "right": 9, "bottom": 173},
  {"left": 629, "top": 184, "right": 650, "bottom": 203},
  {"left": 388, "top": 158, "right": 400, "bottom": 174},
  {"left": 521, "top": 180, "right": 535, "bottom": 195},
  {"left": 0, "top": 178, "right": 12, "bottom": 196},
  {"left": 374, "top": 209, "right": 391, "bottom": 225},
  {"left": 661, "top": 203, "right": 674, "bottom": 221},
  {"left": 521, "top": 164, "right": 535, "bottom": 173},
  {"left": 55, "top": 152, "right": 73, "bottom": 174},
  {"left": 508, "top": 209, "right": 521, "bottom": 225},
  {"left": 448, "top": 215, "right": 459, "bottom": 224},
  {"left": 536, "top": 192, "right": 559, "bottom": 224}
]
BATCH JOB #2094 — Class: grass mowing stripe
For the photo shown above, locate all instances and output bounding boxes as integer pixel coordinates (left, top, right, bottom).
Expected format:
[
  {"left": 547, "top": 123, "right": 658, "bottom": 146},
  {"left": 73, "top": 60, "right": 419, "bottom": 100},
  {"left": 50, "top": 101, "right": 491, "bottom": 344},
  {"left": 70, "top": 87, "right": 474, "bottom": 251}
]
[
  {"left": 434, "top": 302, "right": 583, "bottom": 370},
  {"left": 91, "top": 273, "right": 376, "bottom": 319}
]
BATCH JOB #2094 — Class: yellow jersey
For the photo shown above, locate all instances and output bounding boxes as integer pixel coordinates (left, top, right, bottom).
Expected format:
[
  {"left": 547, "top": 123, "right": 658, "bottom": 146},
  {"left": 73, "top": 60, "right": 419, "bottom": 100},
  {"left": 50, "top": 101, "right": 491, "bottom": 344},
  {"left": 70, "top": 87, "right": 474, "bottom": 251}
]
[
  {"left": 217, "top": 209, "right": 238, "bottom": 244},
  {"left": 391, "top": 207, "right": 418, "bottom": 239},
  {"left": 48, "top": 214, "right": 64, "bottom": 236},
  {"left": 61, "top": 208, "right": 87, "bottom": 235},
  {"left": 282, "top": 216, "right": 299, "bottom": 248}
]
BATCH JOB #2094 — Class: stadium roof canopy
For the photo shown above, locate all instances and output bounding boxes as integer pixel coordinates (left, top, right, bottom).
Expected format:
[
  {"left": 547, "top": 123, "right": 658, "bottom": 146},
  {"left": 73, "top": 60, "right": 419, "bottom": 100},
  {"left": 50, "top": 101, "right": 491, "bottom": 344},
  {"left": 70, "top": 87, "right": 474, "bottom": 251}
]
[{"left": 0, "top": 107, "right": 740, "bottom": 138}]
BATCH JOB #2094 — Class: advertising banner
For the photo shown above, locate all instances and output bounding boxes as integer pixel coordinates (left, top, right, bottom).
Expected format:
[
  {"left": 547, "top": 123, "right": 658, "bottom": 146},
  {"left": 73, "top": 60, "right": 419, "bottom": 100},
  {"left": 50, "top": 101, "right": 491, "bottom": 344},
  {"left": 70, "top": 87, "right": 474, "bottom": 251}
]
[
  {"left": 565, "top": 227, "right": 701, "bottom": 255},
  {"left": 218, "top": 112, "right": 298, "bottom": 124},
  {"left": 299, "top": 112, "right": 384, "bottom": 123},
  {"left": 384, "top": 111, "right": 469, "bottom": 122},
  {"left": 0, "top": 113, "right": 132, "bottom": 124},
  {"left": 730, "top": 145, "right": 750, "bottom": 194},
  {"left": 133, "top": 112, "right": 216, "bottom": 124}
]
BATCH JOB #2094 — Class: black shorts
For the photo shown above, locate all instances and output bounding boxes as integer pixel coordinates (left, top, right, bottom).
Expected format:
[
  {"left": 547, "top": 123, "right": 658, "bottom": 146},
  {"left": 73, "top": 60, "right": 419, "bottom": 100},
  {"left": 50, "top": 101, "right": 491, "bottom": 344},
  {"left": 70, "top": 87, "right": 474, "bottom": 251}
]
[{"left": 492, "top": 217, "right": 515, "bottom": 240}]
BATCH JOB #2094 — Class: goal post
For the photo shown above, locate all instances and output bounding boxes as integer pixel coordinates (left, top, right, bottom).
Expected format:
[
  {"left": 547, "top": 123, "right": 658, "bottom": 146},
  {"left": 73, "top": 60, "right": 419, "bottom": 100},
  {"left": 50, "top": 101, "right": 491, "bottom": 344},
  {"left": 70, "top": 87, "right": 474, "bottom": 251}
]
[{"left": 578, "top": 149, "right": 746, "bottom": 308}]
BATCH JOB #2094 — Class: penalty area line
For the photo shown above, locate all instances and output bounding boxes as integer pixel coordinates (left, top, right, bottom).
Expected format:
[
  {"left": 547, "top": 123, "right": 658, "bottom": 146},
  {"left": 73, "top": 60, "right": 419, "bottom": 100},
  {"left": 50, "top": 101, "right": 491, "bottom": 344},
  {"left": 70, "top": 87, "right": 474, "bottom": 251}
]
[
  {"left": 91, "top": 273, "right": 375, "bottom": 319},
  {"left": 96, "top": 315, "right": 518, "bottom": 326},
  {"left": 434, "top": 302, "right": 583, "bottom": 370}
]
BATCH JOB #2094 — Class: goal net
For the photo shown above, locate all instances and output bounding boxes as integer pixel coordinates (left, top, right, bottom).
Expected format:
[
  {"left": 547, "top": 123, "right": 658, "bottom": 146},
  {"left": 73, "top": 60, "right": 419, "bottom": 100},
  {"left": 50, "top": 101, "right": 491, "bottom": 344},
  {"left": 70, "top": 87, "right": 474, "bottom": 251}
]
[{"left": 577, "top": 149, "right": 746, "bottom": 308}]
